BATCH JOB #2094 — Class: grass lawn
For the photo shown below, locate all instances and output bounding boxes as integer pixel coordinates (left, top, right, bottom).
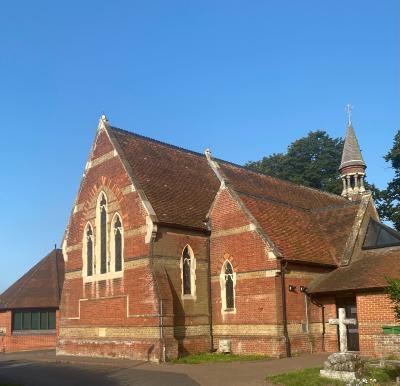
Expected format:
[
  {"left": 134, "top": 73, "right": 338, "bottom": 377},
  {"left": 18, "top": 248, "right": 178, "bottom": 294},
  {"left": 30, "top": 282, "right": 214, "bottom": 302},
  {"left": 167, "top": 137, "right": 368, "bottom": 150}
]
[
  {"left": 366, "top": 366, "right": 400, "bottom": 384},
  {"left": 267, "top": 368, "right": 344, "bottom": 386},
  {"left": 266, "top": 366, "right": 400, "bottom": 386},
  {"left": 171, "top": 352, "right": 270, "bottom": 364}
]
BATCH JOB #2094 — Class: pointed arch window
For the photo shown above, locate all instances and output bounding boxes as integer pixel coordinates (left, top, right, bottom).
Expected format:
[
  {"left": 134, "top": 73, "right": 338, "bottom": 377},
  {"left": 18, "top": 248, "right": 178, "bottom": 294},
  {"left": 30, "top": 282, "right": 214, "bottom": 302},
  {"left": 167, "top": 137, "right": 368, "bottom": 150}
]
[
  {"left": 85, "top": 224, "right": 94, "bottom": 276},
  {"left": 99, "top": 193, "right": 107, "bottom": 274},
  {"left": 220, "top": 260, "right": 236, "bottom": 312},
  {"left": 113, "top": 214, "right": 123, "bottom": 272},
  {"left": 182, "top": 246, "right": 192, "bottom": 295},
  {"left": 224, "top": 261, "right": 235, "bottom": 309},
  {"left": 181, "top": 245, "right": 196, "bottom": 297}
]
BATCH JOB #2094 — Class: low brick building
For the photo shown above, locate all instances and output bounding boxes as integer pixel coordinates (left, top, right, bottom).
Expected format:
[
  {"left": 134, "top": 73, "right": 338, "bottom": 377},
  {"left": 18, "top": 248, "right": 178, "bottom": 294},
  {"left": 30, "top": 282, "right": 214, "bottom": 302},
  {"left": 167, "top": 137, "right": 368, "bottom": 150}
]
[
  {"left": 0, "top": 249, "right": 64, "bottom": 352},
  {"left": 309, "top": 242, "right": 400, "bottom": 357},
  {"left": 56, "top": 115, "right": 400, "bottom": 361}
]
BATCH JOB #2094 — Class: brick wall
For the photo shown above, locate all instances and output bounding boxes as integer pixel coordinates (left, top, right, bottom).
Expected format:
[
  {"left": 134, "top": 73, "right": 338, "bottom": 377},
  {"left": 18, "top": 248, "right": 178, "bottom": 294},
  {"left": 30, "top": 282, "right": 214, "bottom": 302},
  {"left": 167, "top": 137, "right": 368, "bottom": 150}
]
[
  {"left": 357, "top": 291, "right": 398, "bottom": 357},
  {"left": 282, "top": 265, "right": 337, "bottom": 355},
  {"left": 153, "top": 227, "right": 211, "bottom": 357},
  {"left": 210, "top": 188, "right": 289, "bottom": 356}
]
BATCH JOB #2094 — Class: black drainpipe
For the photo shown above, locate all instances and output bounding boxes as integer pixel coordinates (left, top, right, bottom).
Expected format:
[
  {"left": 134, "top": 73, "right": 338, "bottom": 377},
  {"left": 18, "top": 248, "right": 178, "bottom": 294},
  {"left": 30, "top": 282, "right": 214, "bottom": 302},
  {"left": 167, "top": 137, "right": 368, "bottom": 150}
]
[{"left": 280, "top": 259, "right": 291, "bottom": 357}]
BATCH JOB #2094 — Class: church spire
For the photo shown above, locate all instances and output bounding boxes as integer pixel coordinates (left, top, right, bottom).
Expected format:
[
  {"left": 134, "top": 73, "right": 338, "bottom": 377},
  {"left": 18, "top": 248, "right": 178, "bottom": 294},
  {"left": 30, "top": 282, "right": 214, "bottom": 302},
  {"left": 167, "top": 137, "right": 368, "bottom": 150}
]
[{"left": 339, "top": 105, "right": 367, "bottom": 200}]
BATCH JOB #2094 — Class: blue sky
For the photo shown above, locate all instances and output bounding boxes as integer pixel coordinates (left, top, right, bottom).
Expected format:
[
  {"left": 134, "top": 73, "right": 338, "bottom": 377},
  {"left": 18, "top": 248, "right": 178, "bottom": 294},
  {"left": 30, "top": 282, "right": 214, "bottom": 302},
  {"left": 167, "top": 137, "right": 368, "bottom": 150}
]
[{"left": 0, "top": 0, "right": 399, "bottom": 292}]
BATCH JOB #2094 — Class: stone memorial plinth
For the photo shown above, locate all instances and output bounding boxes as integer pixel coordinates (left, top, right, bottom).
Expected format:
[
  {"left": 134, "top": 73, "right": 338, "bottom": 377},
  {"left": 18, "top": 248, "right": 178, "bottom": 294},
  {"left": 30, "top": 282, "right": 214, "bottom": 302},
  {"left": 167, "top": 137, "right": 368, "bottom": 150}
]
[{"left": 320, "top": 352, "right": 362, "bottom": 381}]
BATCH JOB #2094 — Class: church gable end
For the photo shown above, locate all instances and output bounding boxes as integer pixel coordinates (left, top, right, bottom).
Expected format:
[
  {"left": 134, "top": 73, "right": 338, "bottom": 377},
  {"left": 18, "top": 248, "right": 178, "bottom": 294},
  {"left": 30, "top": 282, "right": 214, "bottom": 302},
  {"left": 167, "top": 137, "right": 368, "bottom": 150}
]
[
  {"left": 209, "top": 185, "right": 283, "bottom": 355},
  {"left": 59, "top": 118, "right": 162, "bottom": 361}
]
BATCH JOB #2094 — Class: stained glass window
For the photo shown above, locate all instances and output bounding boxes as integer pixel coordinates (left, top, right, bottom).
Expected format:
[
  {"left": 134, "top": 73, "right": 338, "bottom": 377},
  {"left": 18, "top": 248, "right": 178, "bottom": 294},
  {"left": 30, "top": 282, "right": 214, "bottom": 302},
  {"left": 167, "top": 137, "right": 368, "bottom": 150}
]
[
  {"left": 114, "top": 215, "right": 122, "bottom": 272},
  {"left": 225, "top": 261, "right": 235, "bottom": 309},
  {"left": 182, "top": 246, "right": 191, "bottom": 295}
]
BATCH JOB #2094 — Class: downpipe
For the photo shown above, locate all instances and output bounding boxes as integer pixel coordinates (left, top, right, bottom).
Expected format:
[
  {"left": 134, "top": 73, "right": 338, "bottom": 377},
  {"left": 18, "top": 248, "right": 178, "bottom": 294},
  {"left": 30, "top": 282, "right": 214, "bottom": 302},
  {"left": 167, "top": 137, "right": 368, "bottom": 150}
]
[{"left": 280, "top": 259, "right": 291, "bottom": 357}]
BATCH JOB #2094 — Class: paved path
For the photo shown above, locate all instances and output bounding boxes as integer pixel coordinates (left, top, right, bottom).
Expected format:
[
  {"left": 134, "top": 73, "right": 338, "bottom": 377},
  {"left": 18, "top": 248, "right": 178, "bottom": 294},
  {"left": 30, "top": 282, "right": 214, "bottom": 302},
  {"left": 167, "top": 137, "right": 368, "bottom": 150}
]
[{"left": 0, "top": 350, "right": 329, "bottom": 386}]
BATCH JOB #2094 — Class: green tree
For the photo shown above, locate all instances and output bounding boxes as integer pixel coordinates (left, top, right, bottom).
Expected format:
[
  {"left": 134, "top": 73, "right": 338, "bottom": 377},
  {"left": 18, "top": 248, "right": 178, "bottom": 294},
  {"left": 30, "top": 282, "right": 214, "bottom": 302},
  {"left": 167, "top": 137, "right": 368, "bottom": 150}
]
[
  {"left": 245, "top": 131, "right": 344, "bottom": 194},
  {"left": 377, "top": 131, "right": 400, "bottom": 230}
]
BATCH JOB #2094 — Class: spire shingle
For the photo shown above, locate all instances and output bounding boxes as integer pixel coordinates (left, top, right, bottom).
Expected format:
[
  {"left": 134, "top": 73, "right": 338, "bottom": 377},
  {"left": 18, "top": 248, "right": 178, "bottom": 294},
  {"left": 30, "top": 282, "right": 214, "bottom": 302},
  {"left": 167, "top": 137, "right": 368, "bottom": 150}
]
[{"left": 340, "top": 123, "right": 366, "bottom": 170}]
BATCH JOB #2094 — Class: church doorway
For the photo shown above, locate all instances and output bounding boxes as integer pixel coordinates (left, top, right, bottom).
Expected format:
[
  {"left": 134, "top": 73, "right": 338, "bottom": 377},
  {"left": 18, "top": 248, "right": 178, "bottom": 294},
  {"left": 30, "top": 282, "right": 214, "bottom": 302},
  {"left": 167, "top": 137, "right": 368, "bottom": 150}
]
[{"left": 336, "top": 297, "right": 359, "bottom": 351}]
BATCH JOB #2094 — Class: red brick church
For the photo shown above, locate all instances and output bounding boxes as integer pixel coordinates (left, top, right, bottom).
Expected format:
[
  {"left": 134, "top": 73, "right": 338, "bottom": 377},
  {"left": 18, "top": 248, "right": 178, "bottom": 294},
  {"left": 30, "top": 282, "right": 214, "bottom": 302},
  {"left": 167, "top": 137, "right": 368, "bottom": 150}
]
[{"left": 1, "top": 115, "right": 399, "bottom": 360}]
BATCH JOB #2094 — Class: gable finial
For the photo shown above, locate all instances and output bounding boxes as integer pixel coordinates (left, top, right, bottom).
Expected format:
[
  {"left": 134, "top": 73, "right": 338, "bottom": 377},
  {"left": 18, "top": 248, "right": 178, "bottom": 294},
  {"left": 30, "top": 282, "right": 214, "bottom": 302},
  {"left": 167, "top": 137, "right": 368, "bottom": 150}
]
[
  {"left": 345, "top": 104, "right": 353, "bottom": 125},
  {"left": 204, "top": 148, "right": 212, "bottom": 160},
  {"left": 97, "top": 113, "right": 109, "bottom": 131}
]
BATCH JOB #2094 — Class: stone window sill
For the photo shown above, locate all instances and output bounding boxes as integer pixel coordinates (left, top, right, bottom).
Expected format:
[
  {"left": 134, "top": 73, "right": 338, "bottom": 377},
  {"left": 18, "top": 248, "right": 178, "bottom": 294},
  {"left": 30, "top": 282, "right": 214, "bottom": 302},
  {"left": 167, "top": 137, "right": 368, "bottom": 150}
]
[
  {"left": 182, "top": 294, "right": 197, "bottom": 301},
  {"left": 83, "top": 270, "right": 123, "bottom": 283},
  {"left": 222, "top": 308, "right": 236, "bottom": 314},
  {"left": 12, "top": 330, "right": 56, "bottom": 336}
]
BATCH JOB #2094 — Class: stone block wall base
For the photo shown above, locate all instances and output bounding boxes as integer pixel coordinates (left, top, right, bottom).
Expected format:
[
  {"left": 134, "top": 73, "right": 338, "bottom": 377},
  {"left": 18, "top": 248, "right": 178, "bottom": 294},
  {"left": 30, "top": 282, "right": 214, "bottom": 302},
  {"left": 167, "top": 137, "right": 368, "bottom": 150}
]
[
  {"left": 320, "top": 369, "right": 356, "bottom": 382},
  {"left": 213, "top": 336, "right": 285, "bottom": 357},
  {"left": 57, "top": 338, "right": 162, "bottom": 362},
  {"left": 374, "top": 334, "right": 400, "bottom": 358},
  {"left": 177, "top": 336, "right": 211, "bottom": 357}
]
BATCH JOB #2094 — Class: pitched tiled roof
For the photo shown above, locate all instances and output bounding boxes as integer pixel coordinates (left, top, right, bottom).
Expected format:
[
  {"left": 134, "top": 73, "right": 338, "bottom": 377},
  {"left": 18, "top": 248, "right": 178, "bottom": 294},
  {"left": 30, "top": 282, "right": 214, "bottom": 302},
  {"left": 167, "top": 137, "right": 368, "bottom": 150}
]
[
  {"left": 239, "top": 192, "right": 358, "bottom": 265},
  {"left": 0, "top": 249, "right": 65, "bottom": 310},
  {"left": 308, "top": 247, "right": 400, "bottom": 293},
  {"left": 109, "top": 127, "right": 221, "bottom": 230},
  {"left": 239, "top": 193, "right": 334, "bottom": 265},
  {"left": 107, "top": 126, "right": 361, "bottom": 266},
  {"left": 219, "top": 162, "right": 359, "bottom": 265},
  {"left": 219, "top": 161, "right": 351, "bottom": 210}
]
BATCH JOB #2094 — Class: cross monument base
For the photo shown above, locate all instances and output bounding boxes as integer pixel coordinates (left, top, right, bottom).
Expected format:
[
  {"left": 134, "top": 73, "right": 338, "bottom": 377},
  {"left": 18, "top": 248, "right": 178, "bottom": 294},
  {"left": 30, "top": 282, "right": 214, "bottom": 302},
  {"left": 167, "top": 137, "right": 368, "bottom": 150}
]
[{"left": 320, "top": 352, "right": 362, "bottom": 382}]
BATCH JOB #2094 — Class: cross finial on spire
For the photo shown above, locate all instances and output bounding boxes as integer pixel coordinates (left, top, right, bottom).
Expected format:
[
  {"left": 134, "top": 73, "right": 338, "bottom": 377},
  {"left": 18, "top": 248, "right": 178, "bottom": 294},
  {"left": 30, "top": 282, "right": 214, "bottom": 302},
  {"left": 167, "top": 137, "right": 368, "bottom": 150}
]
[{"left": 345, "top": 104, "right": 353, "bottom": 125}]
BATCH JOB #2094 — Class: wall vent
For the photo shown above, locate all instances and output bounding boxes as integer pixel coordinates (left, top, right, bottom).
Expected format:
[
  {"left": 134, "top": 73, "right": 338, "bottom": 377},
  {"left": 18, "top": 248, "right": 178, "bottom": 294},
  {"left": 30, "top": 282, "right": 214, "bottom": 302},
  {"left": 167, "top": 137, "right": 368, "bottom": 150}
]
[{"left": 219, "top": 339, "right": 232, "bottom": 353}]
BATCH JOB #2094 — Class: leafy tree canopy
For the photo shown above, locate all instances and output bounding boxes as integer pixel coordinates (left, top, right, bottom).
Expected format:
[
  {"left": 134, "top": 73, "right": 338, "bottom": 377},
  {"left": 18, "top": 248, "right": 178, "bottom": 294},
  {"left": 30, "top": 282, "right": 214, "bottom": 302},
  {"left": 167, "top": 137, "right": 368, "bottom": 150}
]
[
  {"left": 375, "top": 131, "right": 400, "bottom": 230},
  {"left": 245, "top": 130, "right": 344, "bottom": 194}
]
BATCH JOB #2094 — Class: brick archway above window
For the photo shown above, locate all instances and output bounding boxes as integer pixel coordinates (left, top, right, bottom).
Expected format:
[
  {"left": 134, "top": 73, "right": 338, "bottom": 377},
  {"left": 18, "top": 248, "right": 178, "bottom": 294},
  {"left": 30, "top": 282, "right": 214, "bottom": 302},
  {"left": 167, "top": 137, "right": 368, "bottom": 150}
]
[
  {"left": 79, "top": 176, "right": 130, "bottom": 236},
  {"left": 217, "top": 253, "right": 238, "bottom": 273}
]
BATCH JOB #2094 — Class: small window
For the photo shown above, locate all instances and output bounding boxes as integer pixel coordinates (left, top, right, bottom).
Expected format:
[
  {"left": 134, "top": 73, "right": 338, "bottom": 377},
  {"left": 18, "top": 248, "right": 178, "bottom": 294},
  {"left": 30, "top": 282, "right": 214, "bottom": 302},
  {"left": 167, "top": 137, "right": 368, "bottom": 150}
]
[
  {"left": 114, "top": 215, "right": 123, "bottom": 272},
  {"left": 23, "top": 312, "right": 31, "bottom": 330},
  {"left": 31, "top": 311, "right": 40, "bottom": 330},
  {"left": 99, "top": 193, "right": 108, "bottom": 274},
  {"left": 40, "top": 311, "right": 48, "bottom": 329},
  {"left": 13, "top": 312, "right": 22, "bottom": 330},
  {"left": 86, "top": 224, "right": 94, "bottom": 276},
  {"left": 182, "top": 246, "right": 192, "bottom": 295},
  {"left": 224, "top": 261, "right": 235, "bottom": 309},
  {"left": 48, "top": 311, "right": 56, "bottom": 329}
]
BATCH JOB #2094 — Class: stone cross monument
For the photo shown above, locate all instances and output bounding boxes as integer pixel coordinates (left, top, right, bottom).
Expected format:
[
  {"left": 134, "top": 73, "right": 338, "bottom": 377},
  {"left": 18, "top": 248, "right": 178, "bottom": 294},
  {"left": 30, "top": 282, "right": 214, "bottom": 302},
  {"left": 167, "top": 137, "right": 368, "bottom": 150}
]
[
  {"left": 328, "top": 307, "right": 357, "bottom": 352},
  {"left": 320, "top": 308, "right": 361, "bottom": 382}
]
